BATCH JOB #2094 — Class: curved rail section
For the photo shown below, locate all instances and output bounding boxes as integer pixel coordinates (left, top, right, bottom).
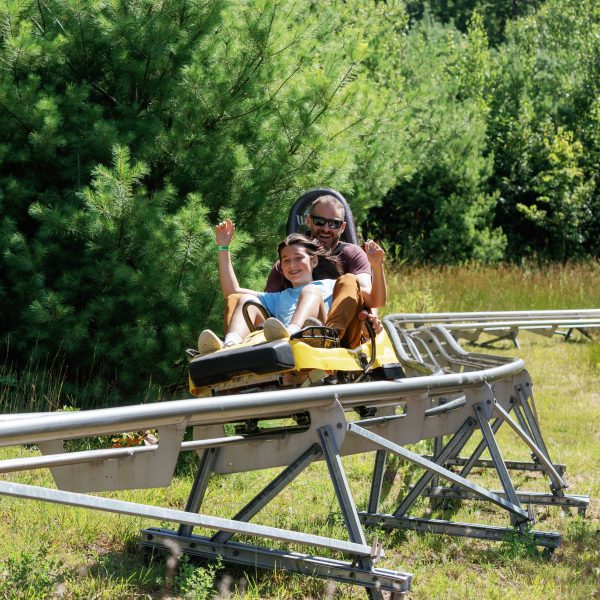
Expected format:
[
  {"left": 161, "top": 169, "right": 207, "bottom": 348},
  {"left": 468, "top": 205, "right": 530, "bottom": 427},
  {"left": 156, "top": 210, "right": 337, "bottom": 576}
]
[
  {"left": 0, "top": 317, "right": 591, "bottom": 597},
  {"left": 391, "top": 308, "right": 600, "bottom": 347}
]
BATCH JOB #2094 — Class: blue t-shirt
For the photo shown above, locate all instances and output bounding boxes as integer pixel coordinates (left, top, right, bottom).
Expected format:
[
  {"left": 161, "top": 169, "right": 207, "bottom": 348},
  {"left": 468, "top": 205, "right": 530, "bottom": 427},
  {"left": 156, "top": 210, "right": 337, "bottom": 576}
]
[{"left": 257, "top": 280, "right": 336, "bottom": 325}]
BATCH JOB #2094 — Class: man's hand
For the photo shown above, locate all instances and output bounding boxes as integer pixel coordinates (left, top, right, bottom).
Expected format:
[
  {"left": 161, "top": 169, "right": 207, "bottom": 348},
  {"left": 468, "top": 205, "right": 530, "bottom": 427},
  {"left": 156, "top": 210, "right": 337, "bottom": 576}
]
[
  {"left": 216, "top": 219, "right": 235, "bottom": 246},
  {"left": 364, "top": 239, "right": 385, "bottom": 268},
  {"left": 358, "top": 310, "right": 384, "bottom": 335}
]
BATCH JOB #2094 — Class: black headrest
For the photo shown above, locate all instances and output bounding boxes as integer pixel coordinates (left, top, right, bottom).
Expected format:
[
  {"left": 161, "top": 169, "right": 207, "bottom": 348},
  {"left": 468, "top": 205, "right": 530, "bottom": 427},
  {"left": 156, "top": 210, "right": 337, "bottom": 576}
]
[{"left": 286, "top": 188, "right": 359, "bottom": 246}]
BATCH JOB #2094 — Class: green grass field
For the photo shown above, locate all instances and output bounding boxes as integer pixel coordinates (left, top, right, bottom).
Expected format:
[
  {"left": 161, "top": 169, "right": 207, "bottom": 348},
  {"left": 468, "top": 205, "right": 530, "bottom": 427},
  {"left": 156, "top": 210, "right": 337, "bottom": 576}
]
[{"left": 0, "top": 262, "right": 598, "bottom": 599}]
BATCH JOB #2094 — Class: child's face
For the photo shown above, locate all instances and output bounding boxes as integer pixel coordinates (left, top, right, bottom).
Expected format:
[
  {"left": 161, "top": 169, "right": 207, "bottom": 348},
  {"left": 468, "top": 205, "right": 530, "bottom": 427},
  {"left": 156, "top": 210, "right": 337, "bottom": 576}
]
[{"left": 280, "top": 244, "right": 318, "bottom": 287}]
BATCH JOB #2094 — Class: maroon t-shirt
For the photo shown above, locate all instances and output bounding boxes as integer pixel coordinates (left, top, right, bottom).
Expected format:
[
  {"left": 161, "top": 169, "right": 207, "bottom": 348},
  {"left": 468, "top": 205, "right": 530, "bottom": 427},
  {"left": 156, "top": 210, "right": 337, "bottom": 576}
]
[{"left": 264, "top": 242, "right": 370, "bottom": 292}]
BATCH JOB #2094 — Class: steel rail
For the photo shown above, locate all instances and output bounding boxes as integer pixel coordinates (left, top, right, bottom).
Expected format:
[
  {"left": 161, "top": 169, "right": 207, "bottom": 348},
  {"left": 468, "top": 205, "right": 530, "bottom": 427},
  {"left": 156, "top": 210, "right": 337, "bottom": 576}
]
[
  {"left": 387, "top": 309, "right": 600, "bottom": 325},
  {"left": 0, "top": 437, "right": 248, "bottom": 474},
  {"left": 0, "top": 360, "right": 526, "bottom": 447},
  {"left": 385, "top": 309, "right": 600, "bottom": 347}
]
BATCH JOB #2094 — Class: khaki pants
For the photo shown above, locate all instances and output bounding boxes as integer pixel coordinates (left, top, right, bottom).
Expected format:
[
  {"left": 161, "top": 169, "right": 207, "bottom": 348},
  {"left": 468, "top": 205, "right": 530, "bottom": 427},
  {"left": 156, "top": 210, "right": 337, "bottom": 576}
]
[
  {"left": 324, "top": 273, "right": 365, "bottom": 348},
  {"left": 223, "top": 274, "right": 365, "bottom": 348}
]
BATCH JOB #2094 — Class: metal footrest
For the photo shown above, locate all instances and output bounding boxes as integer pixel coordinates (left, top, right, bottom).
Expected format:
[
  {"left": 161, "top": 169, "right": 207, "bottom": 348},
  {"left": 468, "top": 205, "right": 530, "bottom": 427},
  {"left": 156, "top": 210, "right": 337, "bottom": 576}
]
[
  {"left": 359, "top": 513, "right": 561, "bottom": 548},
  {"left": 423, "top": 456, "right": 566, "bottom": 475},
  {"left": 424, "top": 487, "right": 589, "bottom": 510},
  {"left": 141, "top": 527, "right": 412, "bottom": 594}
]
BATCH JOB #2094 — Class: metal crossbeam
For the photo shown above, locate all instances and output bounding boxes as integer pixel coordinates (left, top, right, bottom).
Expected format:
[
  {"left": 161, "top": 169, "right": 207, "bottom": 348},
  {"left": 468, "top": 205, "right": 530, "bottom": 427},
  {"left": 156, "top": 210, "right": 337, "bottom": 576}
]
[
  {"left": 358, "top": 514, "right": 561, "bottom": 548},
  {"left": 348, "top": 423, "right": 529, "bottom": 521},
  {"left": 424, "top": 488, "right": 589, "bottom": 510},
  {"left": 423, "top": 457, "right": 566, "bottom": 475},
  {"left": 0, "top": 480, "right": 370, "bottom": 555},
  {"left": 140, "top": 529, "right": 411, "bottom": 593}
]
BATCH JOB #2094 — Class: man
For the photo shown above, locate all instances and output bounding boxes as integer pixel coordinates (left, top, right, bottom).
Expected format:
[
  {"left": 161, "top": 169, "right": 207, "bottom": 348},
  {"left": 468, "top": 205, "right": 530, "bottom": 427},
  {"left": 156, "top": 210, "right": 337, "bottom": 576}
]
[{"left": 225, "top": 194, "right": 386, "bottom": 348}]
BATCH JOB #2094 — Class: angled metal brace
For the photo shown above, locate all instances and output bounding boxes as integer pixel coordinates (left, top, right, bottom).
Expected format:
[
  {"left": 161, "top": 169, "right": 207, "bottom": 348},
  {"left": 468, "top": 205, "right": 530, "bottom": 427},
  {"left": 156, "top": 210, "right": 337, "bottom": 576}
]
[
  {"left": 456, "top": 416, "right": 503, "bottom": 478},
  {"left": 348, "top": 423, "right": 528, "bottom": 521},
  {"left": 368, "top": 449, "right": 387, "bottom": 514},
  {"left": 390, "top": 419, "right": 476, "bottom": 518},
  {"left": 318, "top": 425, "right": 368, "bottom": 547},
  {"left": 510, "top": 400, "right": 535, "bottom": 441},
  {"left": 477, "top": 329, "right": 520, "bottom": 349},
  {"left": 453, "top": 393, "right": 554, "bottom": 484},
  {"left": 211, "top": 443, "right": 323, "bottom": 544},
  {"left": 179, "top": 446, "right": 220, "bottom": 537},
  {"left": 514, "top": 384, "right": 550, "bottom": 458},
  {"left": 472, "top": 403, "right": 524, "bottom": 525},
  {"left": 318, "top": 424, "right": 392, "bottom": 600},
  {"left": 492, "top": 402, "right": 566, "bottom": 492}
]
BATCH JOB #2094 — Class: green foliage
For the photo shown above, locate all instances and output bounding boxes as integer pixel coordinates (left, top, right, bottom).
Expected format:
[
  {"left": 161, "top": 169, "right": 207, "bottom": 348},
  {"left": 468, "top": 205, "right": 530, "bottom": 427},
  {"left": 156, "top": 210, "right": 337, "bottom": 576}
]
[
  {"left": 176, "top": 554, "right": 223, "bottom": 599},
  {"left": 498, "top": 525, "right": 541, "bottom": 561},
  {"left": 517, "top": 125, "right": 594, "bottom": 259},
  {"left": 487, "top": 0, "right": 600, "bottom": 261},
  {"left": 366, "top": 14, "right": 506, "bottom": 263},
  {"left": 0, "top": 0, "right": 407, "bottom": 405},
  {"left": 0, "top": 547, "right": 64, "bottom": 598},
  {"left": 405, "top": 0, "right": 544, "bottom": 46},
  {"left": 368, "top": 0, "right": 600, "bottom": 264}
]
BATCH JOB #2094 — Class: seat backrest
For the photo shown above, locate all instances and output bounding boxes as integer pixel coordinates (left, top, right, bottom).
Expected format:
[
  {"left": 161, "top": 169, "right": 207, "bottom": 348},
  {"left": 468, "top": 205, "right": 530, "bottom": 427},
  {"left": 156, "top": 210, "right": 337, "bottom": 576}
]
[{"left": 287, "top": 188, "right": 359, "bottom": 246}]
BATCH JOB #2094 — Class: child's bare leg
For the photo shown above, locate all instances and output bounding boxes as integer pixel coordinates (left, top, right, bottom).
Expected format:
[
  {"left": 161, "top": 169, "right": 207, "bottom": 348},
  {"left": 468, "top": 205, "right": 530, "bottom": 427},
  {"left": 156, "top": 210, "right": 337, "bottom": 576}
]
[
  {"left": 289, "top": 285, "right": 325, "bottom": 328},
  {"left": 226, "top": 294, "right": 261, "bottom": 341},
  {"left": 224, "top": 293, "right": 265, "bottom": 332}
]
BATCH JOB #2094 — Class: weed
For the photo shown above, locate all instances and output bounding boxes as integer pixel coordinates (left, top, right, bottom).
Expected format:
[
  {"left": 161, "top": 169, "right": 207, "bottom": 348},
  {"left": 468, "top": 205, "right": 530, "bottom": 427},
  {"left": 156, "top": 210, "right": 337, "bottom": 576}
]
[
  {"left": 176, "top": 554, "right": 223, "bottom": 599},
  {"left": 0, "top": 547, "right": 64, "bottom": 599},
  {"left": 498, "top": 525, "right": 542, "bottom": 560},
  {"left": 565, "top": 515, "right": 598, "bottom": 544}
]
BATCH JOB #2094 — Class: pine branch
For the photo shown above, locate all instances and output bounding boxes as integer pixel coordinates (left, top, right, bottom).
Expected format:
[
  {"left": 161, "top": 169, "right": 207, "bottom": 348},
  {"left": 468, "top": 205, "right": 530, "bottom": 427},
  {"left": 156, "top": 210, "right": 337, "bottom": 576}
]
[
  {"left": 0, "top": 101, "right": 33, "bottom": 135},
  {"left": 288, "top": 62, "right": 358, "bottom": 155},
  {"left": 220, "top": 60, "right": 304, "bottom": 124},
  {"left": 34, "top": 0, "right": 47, "bottom": 33}
]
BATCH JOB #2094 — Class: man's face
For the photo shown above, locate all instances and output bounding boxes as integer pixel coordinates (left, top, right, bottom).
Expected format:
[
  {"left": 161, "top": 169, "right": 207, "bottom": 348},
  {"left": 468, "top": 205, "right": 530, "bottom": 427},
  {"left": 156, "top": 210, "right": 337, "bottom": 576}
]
[{"left": 307, "top": 203, "right": 346, "bottom": 250}]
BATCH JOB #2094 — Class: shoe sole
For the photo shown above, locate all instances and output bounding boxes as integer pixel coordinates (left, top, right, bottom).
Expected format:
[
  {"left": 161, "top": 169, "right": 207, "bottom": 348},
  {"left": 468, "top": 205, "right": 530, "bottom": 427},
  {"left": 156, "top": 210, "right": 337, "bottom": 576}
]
[
  {"left": 264, "top": 318, "right": 289, "bottom": 342},
  {"left": 197, "top": 331, "right": 223, "bottom": 356}
]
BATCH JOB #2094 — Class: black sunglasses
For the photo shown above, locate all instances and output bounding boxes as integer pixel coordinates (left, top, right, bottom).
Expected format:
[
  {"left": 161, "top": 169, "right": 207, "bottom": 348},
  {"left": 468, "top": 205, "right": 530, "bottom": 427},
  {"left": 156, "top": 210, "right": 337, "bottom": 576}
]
[{"left": 310, "top": 215, "right": 344, "bottom": 229}]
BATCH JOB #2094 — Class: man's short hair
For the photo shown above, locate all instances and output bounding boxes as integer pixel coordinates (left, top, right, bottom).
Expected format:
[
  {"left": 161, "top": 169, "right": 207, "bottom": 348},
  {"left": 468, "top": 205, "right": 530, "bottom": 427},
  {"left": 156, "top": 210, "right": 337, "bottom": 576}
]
[{"left": 310, "top": 195, "right": 345, "bottom": 220}]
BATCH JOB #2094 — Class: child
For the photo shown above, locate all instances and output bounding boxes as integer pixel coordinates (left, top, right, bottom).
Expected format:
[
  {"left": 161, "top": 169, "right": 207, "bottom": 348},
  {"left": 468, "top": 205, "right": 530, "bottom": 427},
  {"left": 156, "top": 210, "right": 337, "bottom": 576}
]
[{"left": 197, "top": 219, "right": 342, "bottom": 355}]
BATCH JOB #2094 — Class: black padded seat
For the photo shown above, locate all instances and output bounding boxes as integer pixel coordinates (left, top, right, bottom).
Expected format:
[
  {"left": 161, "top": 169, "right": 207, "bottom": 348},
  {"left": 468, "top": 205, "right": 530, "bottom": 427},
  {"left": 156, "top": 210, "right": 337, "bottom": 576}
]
[{"left": 189, "top": 340, "right": 296, "bottom": 387}]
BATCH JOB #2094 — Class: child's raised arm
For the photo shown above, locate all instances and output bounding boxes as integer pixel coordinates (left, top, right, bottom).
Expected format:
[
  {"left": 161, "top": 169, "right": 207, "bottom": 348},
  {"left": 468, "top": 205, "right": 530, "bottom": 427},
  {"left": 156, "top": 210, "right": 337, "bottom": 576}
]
[{"left": 216, "top": 219, "right": 259, "bottom": 298}]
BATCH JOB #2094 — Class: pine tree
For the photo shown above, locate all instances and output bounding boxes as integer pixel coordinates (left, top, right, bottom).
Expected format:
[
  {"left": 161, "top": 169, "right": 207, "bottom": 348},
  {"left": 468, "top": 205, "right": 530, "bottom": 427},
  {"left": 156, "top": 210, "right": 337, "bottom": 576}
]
[{"left": 0, "top": 0, "right": 406, "bottom": 405}]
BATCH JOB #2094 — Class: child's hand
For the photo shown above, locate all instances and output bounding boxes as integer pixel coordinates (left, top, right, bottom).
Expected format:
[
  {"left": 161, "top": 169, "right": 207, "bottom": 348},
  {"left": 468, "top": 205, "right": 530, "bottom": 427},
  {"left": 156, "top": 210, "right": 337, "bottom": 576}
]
[
  {"left": 216, "top": 219, "right": 235, "bottom": 246},
  {"left": 364, "top": 240, "right": 385, "bottom": 268}
]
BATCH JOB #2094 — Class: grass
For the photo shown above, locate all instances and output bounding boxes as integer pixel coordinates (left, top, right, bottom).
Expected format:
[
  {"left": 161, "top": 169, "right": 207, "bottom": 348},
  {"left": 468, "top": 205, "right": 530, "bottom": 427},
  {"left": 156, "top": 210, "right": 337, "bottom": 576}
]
[
  {"left": 0, "top": 261, "right": 599, "bottom": 598},
  {"left": 385, "top": 260, "right": 600, "bottom": 313}
]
